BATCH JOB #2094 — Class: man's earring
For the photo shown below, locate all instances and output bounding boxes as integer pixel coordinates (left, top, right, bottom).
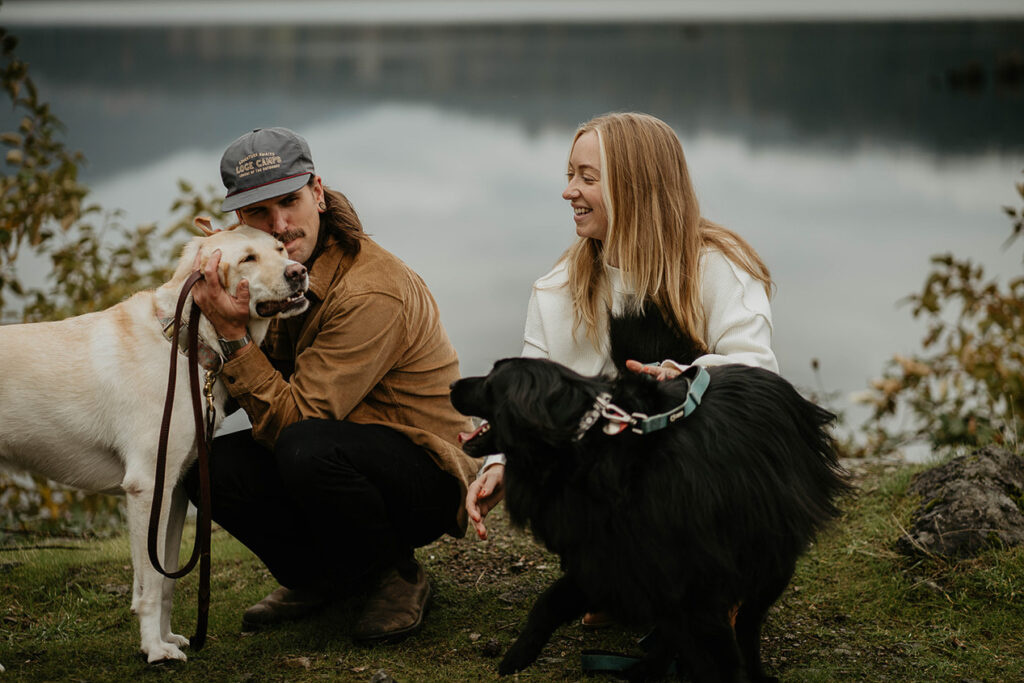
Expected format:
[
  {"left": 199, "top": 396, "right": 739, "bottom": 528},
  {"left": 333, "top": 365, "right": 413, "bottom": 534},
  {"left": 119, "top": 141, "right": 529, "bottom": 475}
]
[{"left": 318, "top": 201, "right": 326, "bottom": 212}]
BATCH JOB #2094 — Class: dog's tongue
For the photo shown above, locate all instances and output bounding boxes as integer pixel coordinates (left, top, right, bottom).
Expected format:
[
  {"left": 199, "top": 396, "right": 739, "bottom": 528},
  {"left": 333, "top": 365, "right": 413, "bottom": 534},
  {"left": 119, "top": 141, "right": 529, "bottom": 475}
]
[{"left": 458, "top": 421, "right": 489, "bottom": 445}]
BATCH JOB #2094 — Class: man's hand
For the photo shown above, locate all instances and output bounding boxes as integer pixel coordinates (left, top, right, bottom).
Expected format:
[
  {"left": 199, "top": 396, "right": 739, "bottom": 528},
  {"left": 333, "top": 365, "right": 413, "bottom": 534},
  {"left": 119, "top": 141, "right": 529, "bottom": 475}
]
[
  {"left": 625, "top": 359, "right": 682, "bottom": 382},
  {"left": 465, "top": 464, "right": 506, "bottom": 540},
  {"left": 191, "top": 249, "right": 251, "bottom": 340}
]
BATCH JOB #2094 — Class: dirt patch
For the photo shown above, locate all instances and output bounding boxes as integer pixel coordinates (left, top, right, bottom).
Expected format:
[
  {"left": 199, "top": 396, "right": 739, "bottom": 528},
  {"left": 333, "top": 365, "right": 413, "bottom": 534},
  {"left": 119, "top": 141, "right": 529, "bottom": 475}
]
[{"left": 426, "top": 511, "right": 557, "bottom": 588}]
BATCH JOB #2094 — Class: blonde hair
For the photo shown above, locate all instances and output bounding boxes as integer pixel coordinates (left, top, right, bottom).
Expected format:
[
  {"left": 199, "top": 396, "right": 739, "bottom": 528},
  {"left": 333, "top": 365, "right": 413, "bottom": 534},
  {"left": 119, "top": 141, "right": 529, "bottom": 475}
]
[{"left": 561, "top": 112, "right": 773, "bottom": 348}]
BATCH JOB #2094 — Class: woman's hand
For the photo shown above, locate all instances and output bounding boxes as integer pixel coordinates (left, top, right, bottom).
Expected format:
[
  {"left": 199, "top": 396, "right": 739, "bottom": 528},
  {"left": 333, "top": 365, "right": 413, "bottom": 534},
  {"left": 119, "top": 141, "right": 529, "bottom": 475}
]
[
  {"left": 465, "top": 464, "right": 506, "bottom": 540},
  {"left": 191, "top": 249, "right": 251, "bottom": 340},
  {"left": 625, "top": 359, "right": 682, "bottom": 382}
]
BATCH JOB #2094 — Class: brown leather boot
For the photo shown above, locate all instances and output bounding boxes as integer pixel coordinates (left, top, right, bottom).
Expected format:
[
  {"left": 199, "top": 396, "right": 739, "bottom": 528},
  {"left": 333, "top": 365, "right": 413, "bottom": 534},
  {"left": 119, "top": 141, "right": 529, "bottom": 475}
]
[
  {"left": 241, "top": 585, "right": 328, "bottom": 630},
  {"left": 352, "top": 561, "right": 432, "bottom": 643}
]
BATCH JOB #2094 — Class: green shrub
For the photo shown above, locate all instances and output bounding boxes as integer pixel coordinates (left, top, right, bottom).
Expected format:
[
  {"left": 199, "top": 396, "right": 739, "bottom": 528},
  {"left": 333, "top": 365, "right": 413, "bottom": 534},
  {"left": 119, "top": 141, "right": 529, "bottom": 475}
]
[{"left": 859, "top": 173, "right": 1024, "bottom": 456}]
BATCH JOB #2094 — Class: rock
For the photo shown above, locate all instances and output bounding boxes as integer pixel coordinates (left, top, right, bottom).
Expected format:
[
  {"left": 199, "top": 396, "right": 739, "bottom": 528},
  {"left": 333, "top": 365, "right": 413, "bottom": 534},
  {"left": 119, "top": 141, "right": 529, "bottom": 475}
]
[{"left": 898, "top": 446, "right": 1024, "bottom": 558}]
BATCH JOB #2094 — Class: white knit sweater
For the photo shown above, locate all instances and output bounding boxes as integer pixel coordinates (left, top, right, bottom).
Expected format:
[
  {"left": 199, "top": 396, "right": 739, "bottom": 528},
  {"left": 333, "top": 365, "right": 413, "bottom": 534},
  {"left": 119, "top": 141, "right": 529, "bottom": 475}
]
[{"left": 521, "top": 249, "right": 777, "bottom": 374}]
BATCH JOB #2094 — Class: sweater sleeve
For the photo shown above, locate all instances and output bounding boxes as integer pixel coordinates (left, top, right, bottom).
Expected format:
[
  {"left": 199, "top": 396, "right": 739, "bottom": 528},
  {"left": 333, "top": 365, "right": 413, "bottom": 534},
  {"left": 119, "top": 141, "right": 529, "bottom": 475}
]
[{"left": 690, "top": 250, "right": 778, "bottom": 373}]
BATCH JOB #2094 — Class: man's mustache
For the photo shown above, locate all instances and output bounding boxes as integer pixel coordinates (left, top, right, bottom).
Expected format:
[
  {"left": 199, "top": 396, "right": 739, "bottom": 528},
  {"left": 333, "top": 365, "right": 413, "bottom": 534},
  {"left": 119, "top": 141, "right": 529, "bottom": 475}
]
[{"left": 279, "top": 229, "right": 305, "bottom": 244}]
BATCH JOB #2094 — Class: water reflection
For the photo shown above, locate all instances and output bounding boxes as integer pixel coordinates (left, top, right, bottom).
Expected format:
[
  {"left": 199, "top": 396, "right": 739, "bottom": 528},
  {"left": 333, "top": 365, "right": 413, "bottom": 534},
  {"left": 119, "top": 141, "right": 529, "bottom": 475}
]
[
  {"left": 6, "top": 22, "right": 1024, "bottom": 448},
  {"left": 76, "top": 106, "right": 1024, "bottom": 400}
]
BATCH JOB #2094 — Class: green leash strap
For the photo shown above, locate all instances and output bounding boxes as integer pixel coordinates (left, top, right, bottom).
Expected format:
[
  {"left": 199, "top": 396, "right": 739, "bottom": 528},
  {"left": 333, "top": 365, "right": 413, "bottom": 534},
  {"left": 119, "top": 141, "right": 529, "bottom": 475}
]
[
  {"left": 580, "top": 650, "right": 639, "bottom": 674},
  {"left": 580, "top": 630, "right": 678, "bottom": 676}
]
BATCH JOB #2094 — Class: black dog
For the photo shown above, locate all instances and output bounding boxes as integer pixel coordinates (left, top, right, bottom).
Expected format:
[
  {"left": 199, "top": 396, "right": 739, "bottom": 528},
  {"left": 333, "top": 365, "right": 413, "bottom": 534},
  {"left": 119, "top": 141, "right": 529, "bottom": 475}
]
[{"left": 451, "top": 307, "right": 851, "bottom": 681}]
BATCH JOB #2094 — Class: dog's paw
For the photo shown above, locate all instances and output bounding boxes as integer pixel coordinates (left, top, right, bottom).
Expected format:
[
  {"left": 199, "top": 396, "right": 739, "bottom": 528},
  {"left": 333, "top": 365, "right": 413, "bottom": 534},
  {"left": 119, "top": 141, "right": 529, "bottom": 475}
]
[
  {"left": 143, "top": 641, "right": 188, "bottom": 664},
  {"left": 165, "top": 632, "right": 190, "bottom": 649},
  {"left": 498, "top": 642, "right": 540, "bottom": 676},
  {"left": 497, "top": 658, "right": 522, "bottom": 677}
]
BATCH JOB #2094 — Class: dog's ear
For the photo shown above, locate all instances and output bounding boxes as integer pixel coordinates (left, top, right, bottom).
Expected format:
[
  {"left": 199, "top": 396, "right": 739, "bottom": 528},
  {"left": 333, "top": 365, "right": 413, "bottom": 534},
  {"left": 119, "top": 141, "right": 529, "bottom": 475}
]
[
  {"left": 194, "top": 216, "right": 219, "bottom": 236},
  {"left": 610, "top": 300, "right": 706, "bottom": 368}
]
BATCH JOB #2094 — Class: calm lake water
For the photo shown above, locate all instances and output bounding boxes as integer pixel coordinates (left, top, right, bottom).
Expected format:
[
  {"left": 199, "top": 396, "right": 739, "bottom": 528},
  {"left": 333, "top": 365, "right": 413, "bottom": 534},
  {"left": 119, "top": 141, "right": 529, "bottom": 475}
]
[{"left": 6, "top": 20, "right": 1024, "bottom": 450}]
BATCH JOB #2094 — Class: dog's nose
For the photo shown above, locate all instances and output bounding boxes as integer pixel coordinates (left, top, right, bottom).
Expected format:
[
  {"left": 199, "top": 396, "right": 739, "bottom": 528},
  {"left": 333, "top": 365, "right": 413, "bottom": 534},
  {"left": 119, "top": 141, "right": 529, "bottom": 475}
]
[{"left": 285, "top": 263, "right": 307, "bottom": 282}]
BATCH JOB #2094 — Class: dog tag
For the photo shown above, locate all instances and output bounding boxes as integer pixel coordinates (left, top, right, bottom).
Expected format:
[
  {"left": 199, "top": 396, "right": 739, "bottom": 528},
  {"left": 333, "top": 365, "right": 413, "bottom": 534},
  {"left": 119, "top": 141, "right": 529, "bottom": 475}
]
[{"left": 603, "top": 421, "right": 629, "bottom": 436}]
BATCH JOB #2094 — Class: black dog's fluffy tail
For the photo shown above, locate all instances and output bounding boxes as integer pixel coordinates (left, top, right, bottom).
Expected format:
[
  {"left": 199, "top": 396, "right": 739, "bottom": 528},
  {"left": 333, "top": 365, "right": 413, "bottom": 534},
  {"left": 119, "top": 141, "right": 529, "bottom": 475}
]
[{"left": 775, "top": 382, "right": 854, "bottom": 528}]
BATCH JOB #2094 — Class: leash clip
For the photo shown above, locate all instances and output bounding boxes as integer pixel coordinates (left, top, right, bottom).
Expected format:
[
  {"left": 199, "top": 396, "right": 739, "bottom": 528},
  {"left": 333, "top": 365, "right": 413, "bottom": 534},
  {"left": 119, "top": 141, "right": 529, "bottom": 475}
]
[
  {"left": 598, "top": 399, "right": 632, "bottom": 424},
  {"left": 203, "top": 369, "right": 218, "bottom": 445},
  {"left": 597, "top": 394, "right": 635, "bottom": 436}
]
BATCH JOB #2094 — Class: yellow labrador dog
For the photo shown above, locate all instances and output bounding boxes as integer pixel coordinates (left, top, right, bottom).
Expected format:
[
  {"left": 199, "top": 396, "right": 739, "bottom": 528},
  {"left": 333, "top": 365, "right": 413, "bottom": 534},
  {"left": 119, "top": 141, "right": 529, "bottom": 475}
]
[{"left": 0, "top": 223, "right": 308, "bottom": 662}]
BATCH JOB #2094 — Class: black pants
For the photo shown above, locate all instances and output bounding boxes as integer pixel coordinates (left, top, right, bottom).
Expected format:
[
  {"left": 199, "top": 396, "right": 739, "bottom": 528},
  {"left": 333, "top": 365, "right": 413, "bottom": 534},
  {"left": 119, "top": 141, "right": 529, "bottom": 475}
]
[{"left": 184, "top": 419, "right": 459, "bottom": 592}]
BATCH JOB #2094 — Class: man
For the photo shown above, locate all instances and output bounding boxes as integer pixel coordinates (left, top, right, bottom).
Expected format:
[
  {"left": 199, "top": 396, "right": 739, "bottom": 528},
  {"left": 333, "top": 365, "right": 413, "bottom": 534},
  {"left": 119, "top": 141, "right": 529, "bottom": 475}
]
[{"left": 185, "top": 127, "right": 477, "bottom": 642}]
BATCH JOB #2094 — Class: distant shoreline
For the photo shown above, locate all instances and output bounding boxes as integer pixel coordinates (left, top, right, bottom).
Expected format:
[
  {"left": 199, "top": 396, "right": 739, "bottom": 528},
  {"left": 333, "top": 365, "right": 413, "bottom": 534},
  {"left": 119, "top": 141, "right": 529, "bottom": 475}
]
[{"left": 4, "top": 0, "right": 1024, "bottom": 27}]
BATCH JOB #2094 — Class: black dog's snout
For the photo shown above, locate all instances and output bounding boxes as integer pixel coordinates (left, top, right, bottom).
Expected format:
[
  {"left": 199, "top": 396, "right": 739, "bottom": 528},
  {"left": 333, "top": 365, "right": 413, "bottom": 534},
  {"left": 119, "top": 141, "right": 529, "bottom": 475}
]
[{"left": 285, "top": 263, "right": 307, "bottom": 282}]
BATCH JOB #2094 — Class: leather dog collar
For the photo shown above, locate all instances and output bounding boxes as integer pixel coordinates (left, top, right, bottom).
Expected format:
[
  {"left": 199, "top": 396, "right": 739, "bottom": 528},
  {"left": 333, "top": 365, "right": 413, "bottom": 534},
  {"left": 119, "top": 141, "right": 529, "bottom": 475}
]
[{"left": 156, "top": 311, "right": 224, "bottom": 374}]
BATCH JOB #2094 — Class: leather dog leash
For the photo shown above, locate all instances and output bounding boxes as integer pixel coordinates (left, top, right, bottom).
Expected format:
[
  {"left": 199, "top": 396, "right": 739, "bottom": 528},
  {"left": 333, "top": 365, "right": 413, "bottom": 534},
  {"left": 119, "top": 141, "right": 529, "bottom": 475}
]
[{"left": 147, "top": 269, "right": 214, "bottom": 651}]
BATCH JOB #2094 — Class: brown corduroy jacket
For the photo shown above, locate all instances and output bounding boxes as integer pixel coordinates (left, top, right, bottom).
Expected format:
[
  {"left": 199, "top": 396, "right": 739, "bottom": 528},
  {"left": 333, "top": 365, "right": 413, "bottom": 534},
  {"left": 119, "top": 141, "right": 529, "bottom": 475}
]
[{"left": 220, "top": 233, "right": 478, "bottom": 536}]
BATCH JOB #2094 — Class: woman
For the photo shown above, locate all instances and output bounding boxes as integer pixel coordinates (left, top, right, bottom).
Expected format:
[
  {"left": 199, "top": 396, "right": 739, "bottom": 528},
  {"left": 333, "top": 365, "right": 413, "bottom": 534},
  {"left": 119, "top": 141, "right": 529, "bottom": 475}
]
[{"left": 466, "top": 112, "right": 777, "bottom": 542}]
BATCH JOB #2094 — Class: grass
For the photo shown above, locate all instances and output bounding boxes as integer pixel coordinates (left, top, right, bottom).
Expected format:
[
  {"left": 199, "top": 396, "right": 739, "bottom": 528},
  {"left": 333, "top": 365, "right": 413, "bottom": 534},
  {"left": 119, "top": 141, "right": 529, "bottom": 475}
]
[{"left": 1, "top": 460, "right": 1023, "bottom": 682}]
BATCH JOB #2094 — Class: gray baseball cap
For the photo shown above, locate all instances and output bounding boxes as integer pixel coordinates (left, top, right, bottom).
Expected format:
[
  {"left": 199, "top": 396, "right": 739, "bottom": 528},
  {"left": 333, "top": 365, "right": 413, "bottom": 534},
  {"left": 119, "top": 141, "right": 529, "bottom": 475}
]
[{"left": 220, "top": 127, "right": 315, "bottom": 212}]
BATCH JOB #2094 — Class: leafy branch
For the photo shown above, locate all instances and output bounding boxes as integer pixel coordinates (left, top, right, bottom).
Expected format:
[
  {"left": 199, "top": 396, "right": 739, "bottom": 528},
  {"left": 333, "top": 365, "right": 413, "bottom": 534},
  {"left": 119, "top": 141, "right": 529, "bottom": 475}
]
[
  {"left": 0, "top": 25, "right": 92, "bottom": 310},
  {"left": 859, "top": 173, "right": 1024, "bottom": 455}
]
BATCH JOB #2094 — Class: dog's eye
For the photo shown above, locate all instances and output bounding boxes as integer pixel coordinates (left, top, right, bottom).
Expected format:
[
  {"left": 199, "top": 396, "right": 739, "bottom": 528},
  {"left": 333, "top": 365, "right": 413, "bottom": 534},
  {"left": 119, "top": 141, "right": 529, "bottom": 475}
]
[{"left": 241, "top": 254, "right": 257, "bottom": 264}]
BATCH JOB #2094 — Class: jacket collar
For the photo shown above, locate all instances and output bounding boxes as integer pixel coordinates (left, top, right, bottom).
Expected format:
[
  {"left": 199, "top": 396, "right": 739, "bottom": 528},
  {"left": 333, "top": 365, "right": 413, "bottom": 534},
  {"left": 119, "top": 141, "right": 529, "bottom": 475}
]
[{"left": 305, "top": 235, "right": 351, "bottom": 302}]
